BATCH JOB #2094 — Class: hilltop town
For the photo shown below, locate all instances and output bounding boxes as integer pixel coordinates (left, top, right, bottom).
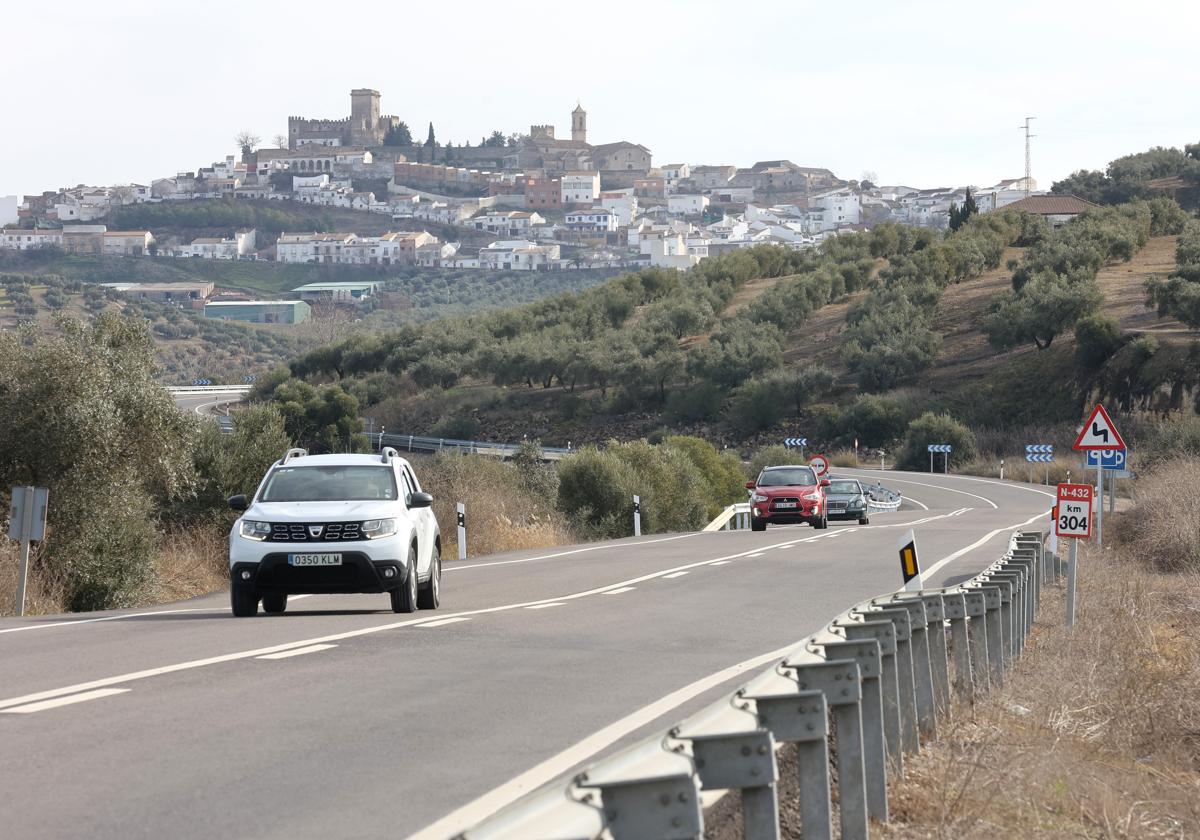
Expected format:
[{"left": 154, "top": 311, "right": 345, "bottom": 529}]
[{"left": 1, "top": 87, "right": 1078, "bottom": 325}]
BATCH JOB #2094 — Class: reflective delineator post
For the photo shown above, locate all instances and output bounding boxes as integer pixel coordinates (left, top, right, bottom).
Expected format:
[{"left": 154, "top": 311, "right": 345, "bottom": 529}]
[
  {"left": 633, "top": 495, "right": 641, "bottom": 537},
  {"left": 1066, "top": 538, "right": 1078, "bottom": 629},
  {"left": 456, "top": 502, "right": 466, "bottom": 562}
]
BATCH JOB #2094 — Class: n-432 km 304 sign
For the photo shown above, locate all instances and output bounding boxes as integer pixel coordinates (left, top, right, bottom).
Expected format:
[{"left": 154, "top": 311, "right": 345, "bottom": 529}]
[{"left": 1055, "top": 483, "right": 1093, "bottom": 538}]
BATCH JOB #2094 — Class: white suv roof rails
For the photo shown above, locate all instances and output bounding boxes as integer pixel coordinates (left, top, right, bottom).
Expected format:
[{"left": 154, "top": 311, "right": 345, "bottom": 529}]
[
  {"left": 282, "top": 447, "right": 308, "bottom": 464},
  {"left": 380, "top": 446, "right": 400, "bottom": 464}
]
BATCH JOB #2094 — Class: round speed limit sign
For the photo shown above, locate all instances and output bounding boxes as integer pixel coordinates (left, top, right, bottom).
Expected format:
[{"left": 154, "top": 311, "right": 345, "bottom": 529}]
[{"left": 809, "top": 453, "right": 830, "bottom": 477}]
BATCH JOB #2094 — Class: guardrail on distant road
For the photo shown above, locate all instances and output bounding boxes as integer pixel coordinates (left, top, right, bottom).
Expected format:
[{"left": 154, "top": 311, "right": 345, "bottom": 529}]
[
  {"left": 454, "top": 527, "right": 1051, "bottom": 839},
  {"left": 375, "top": 433, "right": 572, "bottom": 461},
  {"left": 165, "top": 385, "right": 253, "bottom": 395}
]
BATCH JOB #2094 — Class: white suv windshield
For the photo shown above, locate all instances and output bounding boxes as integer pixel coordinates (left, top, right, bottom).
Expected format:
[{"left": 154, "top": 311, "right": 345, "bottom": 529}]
[
  {"left": 758, "top": 467, "right": 817, "bottom": 487},
  {"left": 260, "top": 466, "right": 398, "bottom": 502}
]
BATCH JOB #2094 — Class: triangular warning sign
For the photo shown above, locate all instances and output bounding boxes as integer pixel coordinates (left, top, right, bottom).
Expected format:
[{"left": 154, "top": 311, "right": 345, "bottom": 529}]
[{"left": 1073, "top": 403, "right": 1126, "bottom": 451}]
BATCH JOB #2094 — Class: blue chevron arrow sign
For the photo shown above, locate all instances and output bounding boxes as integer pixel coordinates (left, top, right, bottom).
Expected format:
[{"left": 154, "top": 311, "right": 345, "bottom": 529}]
[
  {"left": 784, "top": 437, "right": 808, "bottom": 447},
  {"left": 927, "top": 444, "right": 952, "bottom": 453},
  {"left": 1025, "top": 444, "right": 1053, "bottom": 454},
  {"left": 1026, "top": 453, "right": 1054, "bottom": 462}
]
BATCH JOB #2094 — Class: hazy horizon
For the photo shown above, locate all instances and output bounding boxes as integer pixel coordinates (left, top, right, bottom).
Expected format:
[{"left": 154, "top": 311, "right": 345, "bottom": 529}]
[{"left": 3, "top": 0, "right": 1198, "bottom": 199}]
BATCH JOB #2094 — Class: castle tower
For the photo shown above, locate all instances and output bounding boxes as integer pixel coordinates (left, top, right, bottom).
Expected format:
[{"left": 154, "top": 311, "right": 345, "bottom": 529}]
[
  {"left": 571, "top": 102, "right": 587, "bottom": 144},
  {"left": 350, "top": 88, "right": 381, "bottom": 145}
]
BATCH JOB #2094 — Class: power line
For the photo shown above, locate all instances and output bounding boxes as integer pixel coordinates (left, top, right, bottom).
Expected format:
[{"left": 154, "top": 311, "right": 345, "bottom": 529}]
[{"left": 1019, "top": 117, "right": 1036, "bottom": 197}]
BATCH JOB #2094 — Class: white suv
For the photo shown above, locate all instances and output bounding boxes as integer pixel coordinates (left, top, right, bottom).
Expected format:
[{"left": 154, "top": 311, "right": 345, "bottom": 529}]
[{"left": 227, "top": 447, "right": 442, "bottom": 617}]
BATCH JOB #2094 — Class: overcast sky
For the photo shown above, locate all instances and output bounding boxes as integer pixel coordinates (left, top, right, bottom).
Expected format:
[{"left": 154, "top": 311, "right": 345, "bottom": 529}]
[{"left": 3, "top": 0, "right": 1198, "bottom": 198}]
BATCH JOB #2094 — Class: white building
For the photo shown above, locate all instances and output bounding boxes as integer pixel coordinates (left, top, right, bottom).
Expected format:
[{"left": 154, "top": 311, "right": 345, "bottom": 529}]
[
  {"left": 178, "top": 229, "right": 257, "bottom": 259},
  {"left": 564, "top": 208, "right": 619, "bottom": 235},
  {"left": 0, "top": 229, "right": 63, "bottom": 250},
  {"left": 667, "top": 194, "right": 710, "bottom": 216},
  {"left": 560, "top": 171, "right": 600, "bottom": 206},
  {"left": 468, "top": 210, "right": 546, "bottom": 236},
  {"left": 479, "top": 240, "right": 561, "bottom": 271},
  {"left": 660, "top": 163, "right": 691, "bottom": 191},
  {"left": 599, "top": 191, "right": 638, "bottom": 226},
  {"left": 647, "top": 233, "right": 701, "bottom": 270},
  {"left": 809, "top": 188, "right": 862, "bottom": 229},
  {"left": 1, "top": 195, "right": 19, "bottom": 226}
]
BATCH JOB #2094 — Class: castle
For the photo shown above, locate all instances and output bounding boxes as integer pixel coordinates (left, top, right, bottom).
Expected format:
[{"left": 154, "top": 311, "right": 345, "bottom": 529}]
[{"left": 287, "top": 89, "right": 403, "bottom": 149}]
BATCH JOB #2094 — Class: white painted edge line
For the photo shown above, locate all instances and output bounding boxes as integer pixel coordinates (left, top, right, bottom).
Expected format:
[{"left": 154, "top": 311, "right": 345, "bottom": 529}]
[
  {"left": 836, "top": 470, "right": 1000, "bottom": 509},
  {"left": 603, "top": 587, "right": 636, "bottom": 595},
  {"left": 745, "top": 552, "right": 764, "bottom": 558},
  {"left": 709, "top": 560, "right": 732, "bottom": 565},
  {"left": 524, "top": 603, "right": 565, "bottom": 610},
  {"left": 256, "top": 644, "right": 337, "bottom": 660},
  {"left": 414, "top": 617, "right": 471, "bottom": 628},
  {"left": 923, "top": 510, "right": 1048, "bottom": 580},
  {"left": 0, "top": 509, "right": 982, "bottom": 712},
  {"left": 901, "top": 495, "right": 930, "bottom": 510},
  {"left": 1, "top": 688, "right": 130, "bottom": 714},
  {"left": 446, "top": 532, "right": 701, "bottom": 572},
  {"left": 661, "top": 571, "right": 689, "bottom": 579},
  {"left": 0, "top": 608, "right": 211, "bottom": 635},
  {"left": 406, "top": 640, "right": 805, "bottom": 840}
]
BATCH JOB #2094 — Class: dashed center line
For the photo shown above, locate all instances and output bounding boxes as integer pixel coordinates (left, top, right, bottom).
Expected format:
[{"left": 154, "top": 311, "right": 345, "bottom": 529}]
[
  {"left": 257, "top": 644, "right": 337, "bottom": 660},
  {"left": 1, "top": 688, "right": 130, "bottom": 714},
  {"left": 745, "top": 552, "right": 764, "bottom": 558},
  {"left": 416, "top": 617, "right": 472, "bottom": 628},
  {"left": 709, "top": 560, "right": 732, "bottom": 566},
  {"left": 603, "top": 587, "right": 636, "bottom": 595},
  {"left": 524, "top": 603, "right": 565, "bottom": 610},
  {"left": 661, "top": 571, "right": 689, "bottom": 579}
]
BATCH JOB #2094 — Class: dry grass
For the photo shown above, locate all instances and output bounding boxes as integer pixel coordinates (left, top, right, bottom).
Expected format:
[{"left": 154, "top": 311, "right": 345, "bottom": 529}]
[
  {"left": 1117, "top": 456, "right": 1200, "bottom": 571},
  {"left": 143, "top": 525, "right": 230, "bottom": 605},
  {"left": 0, "top": 541, "right": 68, "bottom": 617},
  {"left": 960, "top": 458, "right": 1077, "bottom": 487},
  {"left": 880, "top": 475, "right": 1200, "bottom": 838},
  {"left": 419, "top": 452, "right": 577, "bottom": 561}
]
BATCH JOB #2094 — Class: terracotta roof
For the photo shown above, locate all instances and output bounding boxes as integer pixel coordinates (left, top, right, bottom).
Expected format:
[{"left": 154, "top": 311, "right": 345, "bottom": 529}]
[{"left": 1001, "top": 194, "right": 1098, "bottom": 215}]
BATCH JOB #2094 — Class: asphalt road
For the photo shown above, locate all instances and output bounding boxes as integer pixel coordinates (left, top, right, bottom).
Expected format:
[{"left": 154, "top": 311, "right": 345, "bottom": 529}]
[
  {"left": 172, "top": 390, "right": 245, "bottom": 417},
  {"left": 0, "top": 470, "right": 1053, "bottom": 839}
]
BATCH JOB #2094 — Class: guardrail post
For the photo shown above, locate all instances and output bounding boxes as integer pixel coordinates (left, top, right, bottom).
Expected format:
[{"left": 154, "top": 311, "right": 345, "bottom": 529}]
[
  {"left": 915, "top": 594, "right": 950, "bottom": 715},
  {"left": 844, "top": 619, "right": 903, "bottom": 775},
  {"left": 681, "top": 722, "right": 779, "bottom": 840},
  {"left": 885, "top": 599, "right": 937, "bottom": 740},
  {"left": 788, "top": 661, "right": 869, "bottom": 840},
  {"left": 863, "top": 607, "right": 920, "bottom": 753},
  {"left": 575, "top": 750, "right": 702, "bottom": 840},
  {"left": 977, "top": 585, "right": 1005, "bottom": 687},
  {"left": 988, "top": 576, "right": 1018, "bottom": 660},
  {"left": 963, "top": 590, "right": 990, "bottom": 694},
  {"left": 818, "top": 640, "right": 889, "bottom": 823},
  {"left": 749, "top": 689, "right": 832, "bottom": 840},
  {"left": 940, "top": 592, "right": 972, "bottom": 704}
]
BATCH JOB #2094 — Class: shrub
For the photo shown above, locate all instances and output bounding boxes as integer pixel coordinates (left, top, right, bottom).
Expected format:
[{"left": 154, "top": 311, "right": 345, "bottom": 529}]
[
  {"left": 1120, "top": 456, "right": 1200, "bottom": 571},
  {"left": 663, "top": 436, "right": 747, "bottom": 518},
  {"left": 1073, "top": 313, "right": 1124, "bottom": 370},
  {"left": 894, "top": 412, "right": 979, "bottom": 471},
  {"left": 820, "top": 395, "right": 911, "bottom": 448},
  {"left": 748, "top": 444, "right": 807, "bottom": 481}
]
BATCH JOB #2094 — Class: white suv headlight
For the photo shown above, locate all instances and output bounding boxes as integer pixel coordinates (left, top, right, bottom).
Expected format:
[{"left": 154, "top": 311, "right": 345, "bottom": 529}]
[
  {"left": 361, "top": 518, "right": 398, "bottom": 540},
  {"left": 239, "top": 520, "right": 271, "bottom": 541}
]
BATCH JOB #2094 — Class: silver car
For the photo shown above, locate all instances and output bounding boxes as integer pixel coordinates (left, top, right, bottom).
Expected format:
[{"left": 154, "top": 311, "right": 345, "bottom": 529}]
[{"left": 823, "top": 477, "right": 871, "bottom": 525}]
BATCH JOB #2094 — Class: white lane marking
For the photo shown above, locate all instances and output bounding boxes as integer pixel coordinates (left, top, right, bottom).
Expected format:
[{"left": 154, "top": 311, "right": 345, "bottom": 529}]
[
  {"left": 932, "top": 473, "right": 1056, "bottom": 498},
  {"left": 709, "top": 560, "right": 732, "bottom": 566},
  {"left": 899, "top": 495, "right": 930, "bottom": 510},
  {"left": 837, "top": 470, "right": 999, "bottom": 509},
  {"left": 603, "top": 587, "right": 636, "bottom": 595},
  {"left": 415, "top": 617, "right": 471, "bottom": 628},
  {"left": 746, "top": 553, "right": 764, "bottom": 558},
  {"left": 923, "top": 510, "right": 1049, "bottom": 580},
  {"left": 524, "top": 603, "right": 565, "bottom": 610},
  {"left": 1, "top": 688, "right": 130, "bottom": 714},
  {"left": 256, "top": 644, "right": 337, "bottom": 660},
  {"left": 661, "top": 571, "right": 689, "bottom": 579},
  {"left": 406, "top": 640, "right": 806, "bottom": 840},
  {"left": 445, "top": 533, "right": 700, "bottom": 572},
  {"left": 0, "top": 608, "right": 211, "bottom": 635},
  {"left": 0, "top": 511, "right": 967, "bottom": 711}
]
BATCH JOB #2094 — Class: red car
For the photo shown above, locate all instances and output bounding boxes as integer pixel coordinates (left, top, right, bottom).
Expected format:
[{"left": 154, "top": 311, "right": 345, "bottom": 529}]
[{"left": 747, "top": 465, "right": 830, "bottom": 531}]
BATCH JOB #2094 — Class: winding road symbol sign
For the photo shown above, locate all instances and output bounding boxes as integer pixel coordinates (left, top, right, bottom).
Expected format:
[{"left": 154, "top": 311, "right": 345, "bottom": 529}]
[
  {"left": 809, "top": 453, "right": 830, "bottom": 477},
  {"left": 1073, "top": 404, "right": 1126, "bottom": 451}
]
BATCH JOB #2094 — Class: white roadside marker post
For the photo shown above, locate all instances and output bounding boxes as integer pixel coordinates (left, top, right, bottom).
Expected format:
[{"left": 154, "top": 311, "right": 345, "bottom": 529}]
[
  {"left": 1066, "top": 538, "right": 1078, "bottom": 628},
  {"left": 456, "top": 502, "right": 466, "bottom": 562},
  {"left": 633, "top": 495, "right": 642, "bottom": 537},
  {"left": 1096, "top": 462, "right": 1103, "bottom": 549}
]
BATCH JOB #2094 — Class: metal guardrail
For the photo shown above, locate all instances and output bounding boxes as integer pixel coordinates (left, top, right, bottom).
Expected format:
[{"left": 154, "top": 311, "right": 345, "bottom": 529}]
[
  {"left": 165, "top": 385, "right": 253, "bottom": 394},
  {"left": 455, "top": 527, "right": 1051, "bottom": 839},
  {"left": 376, "top": 432, "right": 572, "bottom": 461}
]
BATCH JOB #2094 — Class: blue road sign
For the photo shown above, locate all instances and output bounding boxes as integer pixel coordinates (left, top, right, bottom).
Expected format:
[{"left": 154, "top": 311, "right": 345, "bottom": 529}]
[
  {"left": 243, "top": 375, "right": 257, "bottom": 383},
  {"left": 1025, "top": 444, "right": 1053, "bottom": 454},
  {"left": 1086, "top": 448, "right": 1126, "bottom": 471},
  {"left": 784, "top": 437, "right": 807, "bottom": 447},
  {"left": 1026, "top": 453, "right": 1053, "bottom": 462},
  {"left": 927, "top": 444, "right": 952, "bottom": 453}
]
